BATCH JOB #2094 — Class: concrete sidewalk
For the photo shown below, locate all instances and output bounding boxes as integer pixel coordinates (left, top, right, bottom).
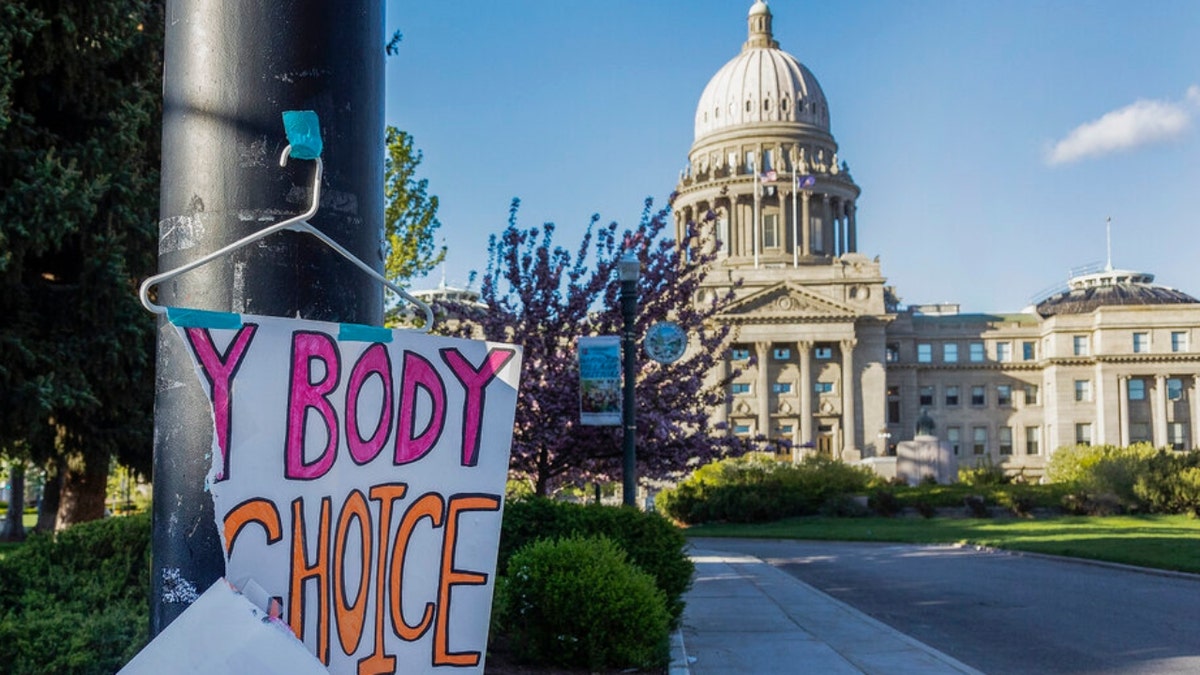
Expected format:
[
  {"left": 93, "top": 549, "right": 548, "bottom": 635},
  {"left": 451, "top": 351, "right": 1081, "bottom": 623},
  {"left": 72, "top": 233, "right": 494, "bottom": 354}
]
[{"left": 670, "top": 546, "right": 982, "bottom": 674}]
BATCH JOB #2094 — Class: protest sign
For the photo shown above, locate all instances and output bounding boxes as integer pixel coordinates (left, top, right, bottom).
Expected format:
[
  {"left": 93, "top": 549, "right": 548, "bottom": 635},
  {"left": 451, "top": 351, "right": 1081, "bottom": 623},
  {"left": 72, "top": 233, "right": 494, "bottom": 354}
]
[{"left": 170, "top": 310, "right": 521, "bottom": 673}]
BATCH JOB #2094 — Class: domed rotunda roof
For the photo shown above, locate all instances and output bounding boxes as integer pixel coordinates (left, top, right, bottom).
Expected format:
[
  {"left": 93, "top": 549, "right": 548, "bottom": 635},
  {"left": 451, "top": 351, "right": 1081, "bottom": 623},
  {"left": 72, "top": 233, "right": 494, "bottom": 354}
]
[
  {"left": 694, "top": 1, "right": 830, "bottom": 143},
  {"left": 1035, "top": 268, "right": 1199, "bottom": 318}
]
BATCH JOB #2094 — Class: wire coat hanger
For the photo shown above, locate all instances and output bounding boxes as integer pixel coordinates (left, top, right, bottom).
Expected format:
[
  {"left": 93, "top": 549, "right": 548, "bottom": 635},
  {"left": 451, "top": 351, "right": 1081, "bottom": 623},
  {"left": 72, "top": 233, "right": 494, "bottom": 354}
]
[{"left": 139, "top": 111, "right": 435, "bottom": 333}]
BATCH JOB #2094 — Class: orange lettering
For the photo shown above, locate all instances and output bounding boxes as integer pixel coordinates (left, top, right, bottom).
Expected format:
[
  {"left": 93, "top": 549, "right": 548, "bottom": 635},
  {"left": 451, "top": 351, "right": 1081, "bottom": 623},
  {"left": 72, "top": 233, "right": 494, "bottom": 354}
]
[
  {"left": 333, "top": 490, "right": 372, "bottom": 658},
  {"left": 434, "top": 494, "right": 500, "bottom": 667},
  {"left": 290, "top": 496, "right": 332, "bottom": 664},
  {"left": 390, "top": 493, "right": 444, "bottom": 642},
  {"left": 223, "top": 498, "right": 282, "bottom": 554}
]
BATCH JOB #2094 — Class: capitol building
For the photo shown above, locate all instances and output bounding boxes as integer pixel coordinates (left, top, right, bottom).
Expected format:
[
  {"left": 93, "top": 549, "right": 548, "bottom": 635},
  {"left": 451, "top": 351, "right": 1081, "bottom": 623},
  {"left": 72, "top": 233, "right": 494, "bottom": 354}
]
[{"left": 673, "top": 1, "right": 1200, "bottom": 477}]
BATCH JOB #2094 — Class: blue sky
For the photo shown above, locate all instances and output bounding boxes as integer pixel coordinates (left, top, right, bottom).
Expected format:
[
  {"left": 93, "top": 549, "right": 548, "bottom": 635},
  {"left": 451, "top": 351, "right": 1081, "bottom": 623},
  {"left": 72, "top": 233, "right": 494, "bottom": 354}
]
[{"left": 384, "top": 0, "right": 1200, "bottom": 312}]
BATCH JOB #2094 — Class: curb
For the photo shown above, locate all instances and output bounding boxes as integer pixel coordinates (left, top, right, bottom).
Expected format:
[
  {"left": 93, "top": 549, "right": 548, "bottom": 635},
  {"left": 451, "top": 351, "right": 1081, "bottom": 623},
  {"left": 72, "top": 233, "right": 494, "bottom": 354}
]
[{"left": 668, "top": 628, "right": 691, "bottom": 675}]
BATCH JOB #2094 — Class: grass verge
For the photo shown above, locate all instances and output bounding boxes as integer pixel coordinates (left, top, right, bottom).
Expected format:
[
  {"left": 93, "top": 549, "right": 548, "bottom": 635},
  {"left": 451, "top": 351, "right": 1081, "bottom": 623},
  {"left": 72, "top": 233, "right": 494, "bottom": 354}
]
[{"left": 685, "top": 515, "right": 1200, "bottom": 574}]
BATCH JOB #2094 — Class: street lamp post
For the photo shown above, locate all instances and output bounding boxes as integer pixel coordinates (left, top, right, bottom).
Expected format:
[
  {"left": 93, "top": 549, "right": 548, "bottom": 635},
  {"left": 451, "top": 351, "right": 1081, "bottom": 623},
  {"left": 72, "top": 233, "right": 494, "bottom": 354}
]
[{"left": 618, "top": 250, "right": 641, "bottom": 507}]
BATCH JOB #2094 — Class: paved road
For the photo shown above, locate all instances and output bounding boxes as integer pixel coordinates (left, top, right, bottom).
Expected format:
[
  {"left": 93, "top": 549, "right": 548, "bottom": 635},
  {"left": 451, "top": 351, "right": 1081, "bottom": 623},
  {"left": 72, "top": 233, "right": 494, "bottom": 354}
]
[{"left": 689, "top": 538, "right": 1200, "bottom": 674}]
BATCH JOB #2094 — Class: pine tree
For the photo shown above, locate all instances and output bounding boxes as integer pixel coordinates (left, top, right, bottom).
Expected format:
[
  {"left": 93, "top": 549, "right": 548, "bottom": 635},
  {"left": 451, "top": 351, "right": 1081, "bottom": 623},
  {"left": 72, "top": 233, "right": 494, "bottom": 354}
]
[{"left": 0, "top": 1, "right": 163, "bottom": 528}]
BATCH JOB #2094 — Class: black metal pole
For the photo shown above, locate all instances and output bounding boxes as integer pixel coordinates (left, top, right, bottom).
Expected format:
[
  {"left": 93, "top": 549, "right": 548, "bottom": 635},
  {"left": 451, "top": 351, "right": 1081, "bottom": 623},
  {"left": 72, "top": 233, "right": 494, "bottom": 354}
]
[
  {"left": 150, "top": 0, "right": 383, "bottom": 636},
  {"left": 621, "top": 276, "right": 638, "bottom": 507}
]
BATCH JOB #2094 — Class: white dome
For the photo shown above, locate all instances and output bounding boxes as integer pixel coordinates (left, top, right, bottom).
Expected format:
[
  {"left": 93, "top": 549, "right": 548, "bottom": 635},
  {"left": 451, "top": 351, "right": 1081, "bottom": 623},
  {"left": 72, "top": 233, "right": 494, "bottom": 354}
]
[{"left": 694, "top": 2, "right": 830, "bottom": 142}]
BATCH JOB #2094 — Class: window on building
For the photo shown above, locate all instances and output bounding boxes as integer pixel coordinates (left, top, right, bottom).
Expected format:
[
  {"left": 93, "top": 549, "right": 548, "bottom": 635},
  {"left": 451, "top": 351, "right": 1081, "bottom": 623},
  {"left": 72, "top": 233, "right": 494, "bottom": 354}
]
[
  {"left": 919, "top": 386, "right": 934, "bottom": 406},
  {"left": 1172, "top": 331, "right": 1188, "bottom": 353},
  {"left": 917, "top": 343, "right": 933, "bottom": 363},
  {"left": 814, "top": 382, "right": 833, "bottom": 393},
  {"left": 763, "top": 213, "right": 780, "bottom": 248},
  {"left": 1022, "top": 341, "right": 1036, "bottom": 361},
  {"left": 945, "top": 385, "right": 960, "bottom": 406},
  {"left": 887, "top": 385, "right": 901, "bottom": 424},
  {"left": 1073, "top": 335, "right": 1090, "bottom": 356},
  {"left": 745, "top": 151, "right": 755, "bottom": 172},
  {"left": 731, "top": 383, "right": 751, "bottom": 394},
  {"left": 733, "top": 423, "right": 751, "bottom": 435},
  {"left": 943, "top": 343, "right": 958, "bottom": 363},
  {"left": 1133, "top": 332, "right": 1149, "bottom": 353},
  {"left": 971, "top": 385, "right": 986, "bottom": 406},
  {"left": 730, "top": 347, "right": 750, "bottom": 360},
  {"left": 1075, "top": 422, "right": 1093, "bottom": 446},
  {"left": 1130, "top": 422, "right": 1151, "bottom": 444},
  {"left": 773, "top": 347, "right": 791, "bottom": 360},
  {"left": 973, "top": 427, "right": 987, "bottom": 455},
  {"left": 1024, "top": 384, "right": 1039, "bottom": 405},
  {"left": 1128, "top": 379, "right": 1145, "bottom": 401},
  {"left": 1169, "top": 423, "right": 1188, "bottom": 451},
  {"left": 997, "top": 385, "right": 1012, "bottom": 406},
  {"left": 886, "top": 343, "right": 899, "bottom": 363},
  {"left": 947, "top": 427, "right": 961, "bottom": 455},
  {"left": 969, "top": 342, "right": 985, "bottom": 362},
  {"left": 1168, "top": 378, "right": 1184, "bottom": 401},
  {"left": 998, "top": 426, "right": 1013, "bottom": 455},
  {"left": 1025, "top": 426, "right": 1040, "bottom": 455},
  {"left": 1075, "top": 379, "right": 1092, "bottom": 402},
  {"left": 996, "top": 342, "right": 1012, "bottom": 363},
  {"left": 772, "top": 382, "right": 792, "bottom": 394},
  {"left": 728, "top": 152, "right": 738, "bottom": 173},
  {"left": 778, "top": 424, "right": 794, "bottom": 435},
  {"left": 815, "top": 346, "right": 833, "bottom": 359}
]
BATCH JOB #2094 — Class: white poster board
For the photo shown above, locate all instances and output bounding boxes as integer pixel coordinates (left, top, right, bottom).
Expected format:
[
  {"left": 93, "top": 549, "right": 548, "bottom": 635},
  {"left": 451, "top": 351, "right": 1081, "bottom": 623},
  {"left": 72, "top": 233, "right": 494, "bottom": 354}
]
[{"left": 170, "top": 309, "right": 521, "bottom": 673}]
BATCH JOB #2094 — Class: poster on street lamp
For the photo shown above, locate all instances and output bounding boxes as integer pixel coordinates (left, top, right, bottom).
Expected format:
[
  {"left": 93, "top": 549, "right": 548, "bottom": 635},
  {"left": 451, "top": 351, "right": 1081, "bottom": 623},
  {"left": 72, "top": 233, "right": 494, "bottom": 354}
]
[
  {"left": 578, "top": 336, "right": 621, "bottom": 426},
  {"left": 166, "top": 309, "right": 521, "bottom": 673}
]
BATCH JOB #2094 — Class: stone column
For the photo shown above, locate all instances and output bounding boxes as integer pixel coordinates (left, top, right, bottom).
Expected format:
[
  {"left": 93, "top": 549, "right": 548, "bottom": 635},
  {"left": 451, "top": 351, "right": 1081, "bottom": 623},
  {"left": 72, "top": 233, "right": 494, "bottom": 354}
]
[
  {"left": 848, "top": 201, "right": 857, "bottom": 252},
  {"left": 1118, "top": 375, "right": 1130, "bottom": 447},
  {"left": 800, "top": 191, "right": 811, "bottom": 256},
  {"left": 756, "top": 342, "right": 771, "bottom": 437},
  {"left": 1192, "top": 377, "right": 1200, "bottom": 450},
  {"left": 1094, "top": 364, "right": 1107, "bottom": 445},
  {"left": 798, "top": 341, "right": 813, "bottom": 450},
  {"left": 841, "top": 339, "right": 858, "bottom": 460},
  {"left": 1154, "top": 374, "right": 1169, "bottom": 447},
  {"left": 821, "top": 194, "right": 831, "bottom": 255}
]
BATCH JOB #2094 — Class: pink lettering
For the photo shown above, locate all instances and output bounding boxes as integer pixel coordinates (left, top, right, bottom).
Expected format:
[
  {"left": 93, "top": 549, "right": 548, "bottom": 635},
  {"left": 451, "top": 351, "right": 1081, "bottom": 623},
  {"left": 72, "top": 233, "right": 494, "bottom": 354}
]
[
  {"left": 286, "top": 331, "right": 341, "bottom": 480},
  {"left": 395, "top": 351, "right": 446, "bottom": 465},
  {"left": 440, "top": 348, "right": 516, "bottom": 467},
  {"left": 184, "top": 325, "right": 258, "bottom": 481},
  {"left": 346, "top": 343, "right": 393, "bottom": 465}
]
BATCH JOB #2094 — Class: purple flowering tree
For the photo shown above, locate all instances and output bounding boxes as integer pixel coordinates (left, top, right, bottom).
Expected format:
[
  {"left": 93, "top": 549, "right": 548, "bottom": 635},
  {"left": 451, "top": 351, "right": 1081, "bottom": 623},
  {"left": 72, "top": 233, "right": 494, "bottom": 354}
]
[{"left": 447, "top": 198, "right": 765, "bottom": 496}]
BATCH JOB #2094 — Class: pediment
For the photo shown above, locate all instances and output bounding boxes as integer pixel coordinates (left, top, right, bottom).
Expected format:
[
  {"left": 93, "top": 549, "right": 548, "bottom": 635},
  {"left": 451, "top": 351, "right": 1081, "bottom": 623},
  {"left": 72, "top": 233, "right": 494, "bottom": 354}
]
[{"left": 716, "top": 282, "right": 858, "bottom": 322}]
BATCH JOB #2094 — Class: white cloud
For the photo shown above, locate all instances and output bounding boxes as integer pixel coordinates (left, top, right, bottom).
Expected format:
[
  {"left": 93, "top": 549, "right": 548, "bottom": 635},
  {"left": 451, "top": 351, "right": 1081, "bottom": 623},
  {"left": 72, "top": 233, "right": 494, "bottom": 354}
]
[{"left": 1046, "top": 87, "right": 1198, "bottom": 165}]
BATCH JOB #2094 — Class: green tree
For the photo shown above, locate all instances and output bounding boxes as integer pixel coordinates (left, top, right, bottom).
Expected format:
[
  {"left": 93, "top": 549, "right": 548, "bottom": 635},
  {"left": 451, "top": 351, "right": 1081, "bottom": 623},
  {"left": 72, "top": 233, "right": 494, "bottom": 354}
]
[
  {"left": 383, "top": 125, "right": 444, "bottom": 290},
  {"left": 0, "top": 1, "right": 163, "bottom": 528}
]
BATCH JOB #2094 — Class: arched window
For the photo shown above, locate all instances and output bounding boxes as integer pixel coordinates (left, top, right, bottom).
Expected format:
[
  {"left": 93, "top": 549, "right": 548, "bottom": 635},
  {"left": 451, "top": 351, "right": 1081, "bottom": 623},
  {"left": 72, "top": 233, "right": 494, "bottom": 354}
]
[
  {"left": 745, "top": 100, "right": 752, "bottom": 113},
  {"left": 781, "top": 97, "right": 789, "bottom": 112},
  {"left": 763, "top": 99, "right": 771, "bottom": 111}
]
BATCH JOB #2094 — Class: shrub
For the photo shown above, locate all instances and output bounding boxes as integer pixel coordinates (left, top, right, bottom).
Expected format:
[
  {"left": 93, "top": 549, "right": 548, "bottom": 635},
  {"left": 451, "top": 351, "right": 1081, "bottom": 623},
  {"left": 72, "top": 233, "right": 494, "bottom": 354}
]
[
  {"left": 958, "top": 456, "right": 1008, "bottom": 487},
  {"left": 504, "top": 536, "right": 669, "bottom": 670},
  {"left": 656, "top": 454, "right": 879, "bottom": 524},
  {"left": 500, "top": 498, "right": 692, "bottom": 622},
  {"left": 1047, "top": 444, "right": 1182, "bottom": 513},
  {"left": 0, "top": 514, "right": 151, "bottom": 674},
  {"left": 963, "top": 495, "right": 990, "bottom": 518},
  {"left": 818, "top": 494, "right": 869, "bottom": 518},
  {"left": 913, "top": 500, "right": 936, "bottom": 519},
  {"left": 868, "top": 489, "right": 901, "bottom": 517}
]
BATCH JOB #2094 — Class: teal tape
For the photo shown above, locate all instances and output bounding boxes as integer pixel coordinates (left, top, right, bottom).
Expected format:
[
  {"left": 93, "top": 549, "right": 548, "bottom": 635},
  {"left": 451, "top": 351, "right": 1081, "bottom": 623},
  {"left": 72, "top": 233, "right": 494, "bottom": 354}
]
[
  {"left": 282, "top": 110, "right": 323, "bottom": 160},
  {"left": 339, "top": 323, "right": 393, "bottom": 344},
  {"left": 166, "top": 307, "right": 243, "bottom": 329}
]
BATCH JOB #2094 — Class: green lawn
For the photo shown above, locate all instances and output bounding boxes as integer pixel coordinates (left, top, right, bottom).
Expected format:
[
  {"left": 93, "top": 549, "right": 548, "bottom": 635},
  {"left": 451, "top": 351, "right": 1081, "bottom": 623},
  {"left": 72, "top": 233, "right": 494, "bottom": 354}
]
[{"left": 686, "top": 515, "right": 1200, "bottom": 574}]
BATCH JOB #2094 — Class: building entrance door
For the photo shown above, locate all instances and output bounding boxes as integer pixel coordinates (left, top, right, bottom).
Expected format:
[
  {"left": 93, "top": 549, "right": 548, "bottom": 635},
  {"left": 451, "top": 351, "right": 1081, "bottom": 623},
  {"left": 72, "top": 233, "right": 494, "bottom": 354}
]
[{"left": 817, "top": 424, "right": 835, "bottom": 457}]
